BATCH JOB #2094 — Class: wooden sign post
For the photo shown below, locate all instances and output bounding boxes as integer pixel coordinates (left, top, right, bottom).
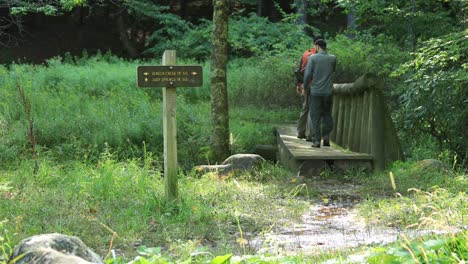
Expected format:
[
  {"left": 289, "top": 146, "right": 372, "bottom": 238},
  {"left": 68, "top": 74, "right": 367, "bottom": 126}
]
[
  {"left": 162, "top": 50, "right": 178, "bottom": 202},
  {"left": 136, "top": 50, "right": 203, "bottom": 202}
]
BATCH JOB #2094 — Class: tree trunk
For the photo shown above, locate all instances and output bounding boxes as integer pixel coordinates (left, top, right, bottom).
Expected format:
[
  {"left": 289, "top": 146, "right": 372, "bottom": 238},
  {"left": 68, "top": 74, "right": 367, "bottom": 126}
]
[
  {"left": 257, "top": 0, "right": 265, "bottom": 16},
  {"left": 296, "top": 0, "right": 313, "bottom": 37},
  {"left": 115, "top": 13, "right": 139, "bottom": 59},
  {"left": 347, "top": 12, "right": 357, "bottom": 38},
  {"left": 210, "top": 0, "right": 230, "bottom": 162},
  {"left": 407, "top": 0, "right": 416, "bottom": 51}
]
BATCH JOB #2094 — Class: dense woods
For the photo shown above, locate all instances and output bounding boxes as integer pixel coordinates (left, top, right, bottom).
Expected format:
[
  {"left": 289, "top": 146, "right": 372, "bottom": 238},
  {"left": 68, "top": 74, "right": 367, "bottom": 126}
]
[{"left": 0, "top": 0, "right": 466, "bottom": 263}]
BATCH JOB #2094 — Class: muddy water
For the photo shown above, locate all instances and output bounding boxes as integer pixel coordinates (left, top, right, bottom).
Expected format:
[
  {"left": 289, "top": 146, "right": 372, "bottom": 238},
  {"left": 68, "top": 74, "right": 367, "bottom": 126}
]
[{"left": 251, "top": 179, "right": 430, "bottom": 256}]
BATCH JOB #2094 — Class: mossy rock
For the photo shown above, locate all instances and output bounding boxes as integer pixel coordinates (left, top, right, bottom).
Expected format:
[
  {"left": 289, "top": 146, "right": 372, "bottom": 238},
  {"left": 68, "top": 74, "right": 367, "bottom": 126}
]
[
  {"left": 414, "top": 159, "right": 450, "bottom": 173},
  {"left": 9, "top": 233, "right": 103, "bottom": 264}
]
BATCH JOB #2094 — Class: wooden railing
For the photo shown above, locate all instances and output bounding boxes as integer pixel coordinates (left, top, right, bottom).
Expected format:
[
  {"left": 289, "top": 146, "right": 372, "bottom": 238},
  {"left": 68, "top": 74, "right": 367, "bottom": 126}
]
[{"left": 331, "top": 73, "right": 403, "bottom": 170}]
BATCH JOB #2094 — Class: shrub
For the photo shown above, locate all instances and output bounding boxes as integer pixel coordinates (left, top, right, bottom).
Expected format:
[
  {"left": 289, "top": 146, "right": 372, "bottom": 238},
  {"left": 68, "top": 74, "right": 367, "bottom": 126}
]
[
  {"left": 393, "top": 29, "right": 468, "bottom": 164},
  {"left": 144, "top": 13, "right": 309, "bottom": 61},
  {"left": 330, "top": 32, "right": 409, "bottom": 83},
  {"left": 228, "top": 56, "right": 301, "bottom": 108}
]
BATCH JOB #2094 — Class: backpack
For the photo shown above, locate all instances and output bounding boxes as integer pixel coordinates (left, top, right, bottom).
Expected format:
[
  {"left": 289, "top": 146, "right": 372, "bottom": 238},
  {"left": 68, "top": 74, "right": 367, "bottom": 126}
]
[{"left": 294, "top": 48, "right": 316, "bottom": 83}]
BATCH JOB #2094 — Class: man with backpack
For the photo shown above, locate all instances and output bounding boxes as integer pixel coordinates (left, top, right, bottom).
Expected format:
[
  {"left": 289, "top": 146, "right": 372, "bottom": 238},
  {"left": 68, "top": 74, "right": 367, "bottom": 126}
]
[
  {"left": 303, "top": 38, "right": 336, "bottom": 148},
  {"left": 295, "top": 36, "right": 322, "bottom": 141}
]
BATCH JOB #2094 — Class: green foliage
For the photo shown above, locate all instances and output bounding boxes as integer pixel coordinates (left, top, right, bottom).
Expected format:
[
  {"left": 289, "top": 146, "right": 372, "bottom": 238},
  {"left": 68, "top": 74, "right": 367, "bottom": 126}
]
[
  {"left": 228, "top": 13, "right": 306, "bottom": 58},
  {"left": 361, "top": 159, "right": 466, "bottom": 195},
  {"left": 144, "top": 13, "right": 310, "bottom": 61},
  {"left": 360, "top": 186, "right": 467, "bottom": 230},
  {"left": 358, "top": 160, "right": 467, "bottom": 230},
  {"left": 228, "top": 56, "right": 302, "bottom": 107},
  {"left": 330, "top": 33, "right": 409, "bottom": 82},
  {"left": 0, "top": 54, "right": 301, "bottom": 166},
  {"left": 8, "top": 0, "right": 86, "bottom": 15},
  {"left": 393, "top": 29, "right": 468, "bottom": 163},
  {"left": 144, "top": 18, "right": 212, "bottom": 62},
  {"left": 336, "top": 0, "right": 465, "bottom": 46},
  {"left": 0, "top": 157, "right": 309, "bottom": 262},
  {"left": 0, "top": 220, "right": 12, "bottom": 263},
  {"left": 124, "top": 1, "right": 198, "bottom": 59},
  {"left": 0, "top": 55, "right": 164, "bottom": 163},
  {"left": 367, "top": 232, "right": 467, "bottom": 263},
  {"left": 105, "top": 231, "right": 468, "bottom": 263}
]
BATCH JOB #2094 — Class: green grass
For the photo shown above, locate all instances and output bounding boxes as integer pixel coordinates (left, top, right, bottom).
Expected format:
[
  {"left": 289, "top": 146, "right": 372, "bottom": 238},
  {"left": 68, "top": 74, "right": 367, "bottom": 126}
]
[
  {"left": 0, "top": 154, "right": 312, "bottom": 262},
  {"left": 0, "top": 54, "right": 302, "bottom": 167},
  {"left": 1, "top": 56, "right": 466, "bottom": 263},
  {"left": 2, "top": 156, "right": 465, "bottom": 263}
]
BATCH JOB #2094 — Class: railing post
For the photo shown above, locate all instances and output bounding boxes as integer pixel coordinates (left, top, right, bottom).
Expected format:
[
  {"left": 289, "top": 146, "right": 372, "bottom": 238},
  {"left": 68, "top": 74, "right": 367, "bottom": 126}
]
[
  {"left": 370, "top": 89, "right": 385, "bottom": 170},
  {"left": 347, "top": 95, "right": 357, "bottom": 149},
  {"left": 342, "top": 97, "right": 351, "bottom": 148},
  {"left": 333, "top": 95, "right": 344, "bottom": 145},
  {"left": 331, "top": 95, "right": 339, "bottom": 141},
  {"left": 353, "top": 95, "right": 362, "bottom": 151},
  {"left": 332, "top": 74, "right": 402, "bottom": 170},
  {"left": 359, "top": 91, "right": 370, "bottom": 153}
]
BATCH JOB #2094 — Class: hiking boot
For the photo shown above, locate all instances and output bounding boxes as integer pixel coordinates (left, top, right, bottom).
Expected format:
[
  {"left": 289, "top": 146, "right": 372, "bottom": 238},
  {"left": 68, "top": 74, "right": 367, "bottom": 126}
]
[
  {"left": 323, "top": 139, "right": 330, "bottom": 147},
  {"left": 297, "top": 133, "right": 306, "bottom": 139},
  {"left": 306, "top": 137, "right": 313, "bottom": 142},
  {"left": 311, "top": 141, "right": 321, "bottom": 148}
]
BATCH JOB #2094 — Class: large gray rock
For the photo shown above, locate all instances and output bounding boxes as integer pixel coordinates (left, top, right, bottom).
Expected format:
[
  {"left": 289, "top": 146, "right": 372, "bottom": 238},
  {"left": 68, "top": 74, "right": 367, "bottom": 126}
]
[
  {"left": 194, "top": 154, "right": 266, "bottom": 176},
  {"left": 222, "top": 154, "right": 266, "bottom": 171},
  {"left": 415, "top": 159, "right": 450, "bottom": 172},
  {"left": 9, "top": 233, "right": 103, "bottom": 264},
  {"left": 194, "top": 164, "right": 233, "bottom": 175}
]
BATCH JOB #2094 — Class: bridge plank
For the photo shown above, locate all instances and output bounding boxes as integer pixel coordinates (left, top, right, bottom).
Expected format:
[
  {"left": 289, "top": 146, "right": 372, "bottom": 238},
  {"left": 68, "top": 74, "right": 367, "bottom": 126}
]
[{"left": 277, "top": 126, "right": 373, "bottom": 160}]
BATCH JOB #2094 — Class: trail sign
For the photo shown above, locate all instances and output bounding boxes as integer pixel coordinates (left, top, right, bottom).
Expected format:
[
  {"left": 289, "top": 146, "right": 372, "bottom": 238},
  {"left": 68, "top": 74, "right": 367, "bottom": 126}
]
[
  {"left": 137, "top": 65, "right": 203, "bottom": 87},
  {"left": 137, "top": 51, "right": 203, "bottom": 202}
]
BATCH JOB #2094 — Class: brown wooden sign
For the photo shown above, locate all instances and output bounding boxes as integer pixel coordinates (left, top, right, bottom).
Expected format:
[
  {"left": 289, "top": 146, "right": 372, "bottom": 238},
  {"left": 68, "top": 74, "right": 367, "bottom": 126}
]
[{"left": 137, "top": 65, "right": 203, "bottom": 87}]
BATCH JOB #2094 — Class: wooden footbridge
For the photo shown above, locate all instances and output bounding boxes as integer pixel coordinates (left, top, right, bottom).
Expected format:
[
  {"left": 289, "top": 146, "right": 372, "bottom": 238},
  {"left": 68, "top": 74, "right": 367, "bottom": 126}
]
[{"left": 277, "top": 74, "right": 403, "bottom": 175}]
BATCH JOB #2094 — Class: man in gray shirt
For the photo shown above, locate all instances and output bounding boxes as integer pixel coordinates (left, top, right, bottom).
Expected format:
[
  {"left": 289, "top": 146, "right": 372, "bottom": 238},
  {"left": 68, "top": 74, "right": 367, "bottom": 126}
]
[{"left": 303, "top": 39, "right": 336, "bottom": 148}]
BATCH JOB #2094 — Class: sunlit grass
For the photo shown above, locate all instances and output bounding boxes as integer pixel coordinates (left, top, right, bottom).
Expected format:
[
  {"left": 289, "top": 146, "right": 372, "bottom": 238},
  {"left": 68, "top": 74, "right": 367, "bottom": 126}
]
[{"left": 0, "top": 154, "right": 312, "bottom": 262}]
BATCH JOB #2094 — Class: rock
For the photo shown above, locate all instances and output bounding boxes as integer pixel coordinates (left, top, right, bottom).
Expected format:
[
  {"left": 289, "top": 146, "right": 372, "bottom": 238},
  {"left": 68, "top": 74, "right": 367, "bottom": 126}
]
[
  {"left": 194, "top": 154, "right": 266, "bottom": 176},
  {"left": 194, "top": 164, "right": 233, "bottom": 175},
  {"left": 9, "top": 233, "right": 103, "bottom": 264},
  {"left": 222, "top": 154, "right": 266, "bottom": 171},
  {"left": 9, "top": 248, "right": 95, "bottom": 264},
  {"left": 415, "top": 159, "right": 450, "bottom": 172}
]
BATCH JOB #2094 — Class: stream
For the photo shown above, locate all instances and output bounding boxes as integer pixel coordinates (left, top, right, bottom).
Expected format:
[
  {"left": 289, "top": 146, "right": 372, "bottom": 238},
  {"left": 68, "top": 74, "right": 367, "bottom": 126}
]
[{"left": 250, "top": 178, "right": 436, "bottom": 257}]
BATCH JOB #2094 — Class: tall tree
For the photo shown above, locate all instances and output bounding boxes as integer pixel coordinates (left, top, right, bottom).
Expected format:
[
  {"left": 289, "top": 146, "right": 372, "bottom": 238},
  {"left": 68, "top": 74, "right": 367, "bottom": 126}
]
[{"left": 210, "top": 0, "right": 230, "bottom": 162}]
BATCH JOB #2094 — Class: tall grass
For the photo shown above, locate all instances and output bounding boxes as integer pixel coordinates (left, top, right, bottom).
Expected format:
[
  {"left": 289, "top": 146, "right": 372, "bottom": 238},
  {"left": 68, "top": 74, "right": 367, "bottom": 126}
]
[
  {"left": 0, "top": 54, "right": 301, "bottom": 167},
  {"left": 355, "top": 160, "right": 467, "bottom": 235},
  {"left": 0, "top": 154, "right": 309, "bottom": 262}
]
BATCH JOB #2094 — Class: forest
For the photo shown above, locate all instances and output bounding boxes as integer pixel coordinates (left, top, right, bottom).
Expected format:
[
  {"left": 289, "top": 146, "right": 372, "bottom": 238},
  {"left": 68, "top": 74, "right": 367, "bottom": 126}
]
[{"left": 0, "top": 0, "right": 466, "bottom": 263}]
